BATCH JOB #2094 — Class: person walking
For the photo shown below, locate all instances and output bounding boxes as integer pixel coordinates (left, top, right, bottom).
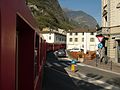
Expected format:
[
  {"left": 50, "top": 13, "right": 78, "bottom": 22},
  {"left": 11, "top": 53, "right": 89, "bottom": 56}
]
[
  {"left": 96, "top": 50, "right": 100, "bottom": 66},
  {"left": 96, "top": 50, "right": 100, "bottom": 59}
]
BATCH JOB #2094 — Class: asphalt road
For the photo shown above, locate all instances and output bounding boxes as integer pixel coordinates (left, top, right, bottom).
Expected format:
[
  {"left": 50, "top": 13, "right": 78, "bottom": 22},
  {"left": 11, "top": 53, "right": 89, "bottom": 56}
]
[
  {"left": 42, "top": 52, "right": 108, "bottom": 90},
  {"left": 76, "top": 63, "right": 120, "bottom": 89}
]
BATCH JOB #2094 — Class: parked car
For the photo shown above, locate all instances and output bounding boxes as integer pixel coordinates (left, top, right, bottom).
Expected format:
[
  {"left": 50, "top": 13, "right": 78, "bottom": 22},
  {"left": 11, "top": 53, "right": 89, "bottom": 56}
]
[
  {"left": 56, "top": 49, "right": 66, "bottom": 57},
  {"left": 69, "top": 48, "right": 81, "bottom": 52}
]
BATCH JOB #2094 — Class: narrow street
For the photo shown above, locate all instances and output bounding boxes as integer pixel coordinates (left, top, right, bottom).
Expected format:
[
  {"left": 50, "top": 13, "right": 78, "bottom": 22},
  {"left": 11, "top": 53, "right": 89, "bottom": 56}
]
[{"left": 42, "top": 52, "right": 120, "bottom": 90}]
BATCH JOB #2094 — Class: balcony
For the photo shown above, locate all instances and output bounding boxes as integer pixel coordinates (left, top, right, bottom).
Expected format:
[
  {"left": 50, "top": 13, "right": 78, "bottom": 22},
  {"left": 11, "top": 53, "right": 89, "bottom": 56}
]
[
  {"left": 97, "top": 28, "right": 102, "bottom": 35},
  {"left": 97, "top": 27, "right": 110, "bottom": 35}
]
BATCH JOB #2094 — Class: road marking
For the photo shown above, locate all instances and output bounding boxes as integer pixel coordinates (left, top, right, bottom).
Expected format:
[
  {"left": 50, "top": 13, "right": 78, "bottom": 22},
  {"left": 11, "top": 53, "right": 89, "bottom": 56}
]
[
  {"left": 71, "top": 73, "right": 117, "bottom": 90},
  {"left": 95, "top": 80, "right": 105, "bottom": 84},
  {"left": 46, "top": 62, "right": 52, "bottom": 67},
  {"left": 88, "top": 79, "right": 104, "bottom": 84},
  {"left": 69, "top": 74, "right": 81, "bottom": 80},
  {"left": 49, "top": 66, "right": 120, "bottom": 90},
  {"left": 53, "top": 63, "right": 61, "bottom": 67},
  {"left": 104, "top": 85, "right": 113, "bottom": 89},
  {"left": 61, "top": 63, "right": 69, "bottom": 66},
  {"left": 77, "top": 63, "right": 86, "bottom": 66},
  {"left": 60, "top": 58, "right": 72, "bottom": 61},
  {"left": 77, "top": 73, "right": 87, "bottom": 78}
]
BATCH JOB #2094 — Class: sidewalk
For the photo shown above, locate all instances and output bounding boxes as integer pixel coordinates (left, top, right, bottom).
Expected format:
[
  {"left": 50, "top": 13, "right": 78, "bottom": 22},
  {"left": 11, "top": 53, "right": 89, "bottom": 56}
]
[
  {"left": 61, "top": 57, "right": 120, "bottom": 74},
  {"left": 83, "top": 58, "right": 120, "bottom": 74}
]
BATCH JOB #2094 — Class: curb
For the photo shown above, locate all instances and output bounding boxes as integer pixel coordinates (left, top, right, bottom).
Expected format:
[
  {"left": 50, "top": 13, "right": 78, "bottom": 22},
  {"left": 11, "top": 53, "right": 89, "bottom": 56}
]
[
  {"left": 62, "top": 57, "right": 120, "bottom": 75},
  {"left": 65, "top": 68, "right": 120, "bottom": 90},
  {"left": 77, "top": 63, "right": 120, "bottom": 76}
]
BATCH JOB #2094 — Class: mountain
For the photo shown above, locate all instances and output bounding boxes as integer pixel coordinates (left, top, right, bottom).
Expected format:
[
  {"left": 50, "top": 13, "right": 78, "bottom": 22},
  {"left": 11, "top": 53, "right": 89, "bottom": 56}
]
[
  {"left": 63, "top": 8, "right": 98, "bottom": 29},
  {"left": 27, "top": 0, "right": 74, "bottom": 30}
]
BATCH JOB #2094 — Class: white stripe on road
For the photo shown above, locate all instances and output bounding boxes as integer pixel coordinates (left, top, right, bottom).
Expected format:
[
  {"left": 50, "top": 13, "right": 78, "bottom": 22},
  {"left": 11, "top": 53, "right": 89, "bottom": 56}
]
[
  {"left": 95, "top": 80, "right": 105, "bottom": 84},
  {"left": 104, "top": 85, "right": 113, "bottom": 90},
  {"left": 88, "top": 80, "right": 104, "bottom": 84},
  {"left": 60, "top": 58, "right": 72, "bottom": 61},
  {"left": 47, "top": 62, "right": 70, "bottom": 67},
  {"left": 77, "top": 63, "right": 86, "bottom": 66},
  {"left": 88, "top": 80, "right": 116, "bottom": 90},
  {"left": 71, "top": 72, "right": 116, "bottom": 90},
  {"left": 61, "top": 63, "right": 69, "bottom": 66},
  {"left": 77, "top": 73, "right": 87, "bottom": 78},
  {"left": 53, "top": 63, "right": 61, "bottom": 67},
  {"left": 46, "top": 62, "right": 52, "bottom": 67},
  {"left": 68, "top": 62, "right": 71, "bottom": 64}
]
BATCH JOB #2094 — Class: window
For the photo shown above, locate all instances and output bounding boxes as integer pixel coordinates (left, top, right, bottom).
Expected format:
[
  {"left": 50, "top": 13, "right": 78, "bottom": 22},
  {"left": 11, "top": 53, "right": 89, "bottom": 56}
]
[
  {"left": 82, "top": 44, "right": 84, "bottom": 48},
  {"left": 116, "top": 3, "right": 120, "bottom": 8},
  {"left": 90, "top": 32, "right": 94, "bottom": 35},
  {"left": 69, "top": 38, "right": 72, "bottom": 42},
  {"left": 90, "top": 38, "right": 94, "bottom": 42},
  {"left": 56, "top": 37, "right": 58, "bottom": 41},
  {"left": 82, "top": 32, "right": 84, "bottom": 35},
  {"left": 75, "top": 38, "right": 78, "bottom": 42},
  {"left": 75, "top": 32, "right": 78, "bottom": 35},
  {"left": 59, "top": 38, "right": 61, "bottom": 41},
  {"left": 49, "top": 36, "right": 51, "bottom": 40},
  {"left": 70, "top": 33, "right": 72, "bottom": 35},
  {"left": 82, "top": 38, "right": 84, "bottom": 42},
  {"left": 105, "top": 16, "right": 107, "bottom": 21}
]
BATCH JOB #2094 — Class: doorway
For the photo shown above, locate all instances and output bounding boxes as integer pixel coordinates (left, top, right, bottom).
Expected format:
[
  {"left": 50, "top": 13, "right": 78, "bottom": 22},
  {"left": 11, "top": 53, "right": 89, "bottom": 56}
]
[{"left": 16, "top": 15, "right": 35, "bottom": 90}]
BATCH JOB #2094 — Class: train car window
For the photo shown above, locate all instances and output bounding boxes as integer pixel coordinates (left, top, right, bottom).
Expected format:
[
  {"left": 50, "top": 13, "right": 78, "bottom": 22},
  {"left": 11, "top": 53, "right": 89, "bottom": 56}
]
[
  {"left": 40, "top": 38, "right": 43, "bottom": 65},
  {"left": 34, "top": 34, "right": 39, "bottom": 79},
  {"left": 16, "top": 15, "right": 35, "bottom": 90}
]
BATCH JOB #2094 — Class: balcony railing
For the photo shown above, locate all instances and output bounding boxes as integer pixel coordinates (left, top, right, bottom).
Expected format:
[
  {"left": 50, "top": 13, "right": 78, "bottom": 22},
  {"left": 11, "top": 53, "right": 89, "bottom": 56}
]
[{"left": 97, "top": 27, "right": 110, "bottom": 35}]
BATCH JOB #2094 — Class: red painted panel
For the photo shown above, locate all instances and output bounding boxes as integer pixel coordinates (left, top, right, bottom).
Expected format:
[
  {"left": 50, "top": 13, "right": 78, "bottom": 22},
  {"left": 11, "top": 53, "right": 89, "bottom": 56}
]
[
  {"left": 0, "top": 1, "right": 16, "bottom": 90},
  {"left": 17, "top": 16, "right": 35, "bottom": 90},
  {"left": 0, "top": 0, "right": 42, "bottom": 90}
]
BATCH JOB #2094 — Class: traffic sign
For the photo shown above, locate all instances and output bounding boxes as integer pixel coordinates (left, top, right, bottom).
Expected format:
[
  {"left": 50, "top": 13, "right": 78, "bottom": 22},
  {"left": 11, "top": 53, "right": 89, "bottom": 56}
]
[
  {"left": 96, "top": 35, "right": 104, "bottom": 42},
  {"left": 98, "top": 43, "right": 103, "bottom": 48}
]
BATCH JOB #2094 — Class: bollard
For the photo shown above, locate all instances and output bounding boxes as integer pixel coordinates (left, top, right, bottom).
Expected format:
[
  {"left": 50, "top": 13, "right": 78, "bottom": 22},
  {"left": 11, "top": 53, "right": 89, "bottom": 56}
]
[
  {"left": 71, "top": 64, "right": 75, "bottom": 72},
  {"left": 71, "top": 60, "right": 78, "bottom": 72}
]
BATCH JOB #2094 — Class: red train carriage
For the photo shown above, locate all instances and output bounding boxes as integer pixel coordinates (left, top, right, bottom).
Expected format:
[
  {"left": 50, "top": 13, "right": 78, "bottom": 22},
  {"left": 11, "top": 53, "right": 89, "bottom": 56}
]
[
  {"left": 0, "top": 0, "right": 46, "bottom": 90},
  {"left": 46, "top": 43, "right": 66, "bottom": 52},
  {"left": 0, "top": 0, "right": 66, "bottom": 90}
]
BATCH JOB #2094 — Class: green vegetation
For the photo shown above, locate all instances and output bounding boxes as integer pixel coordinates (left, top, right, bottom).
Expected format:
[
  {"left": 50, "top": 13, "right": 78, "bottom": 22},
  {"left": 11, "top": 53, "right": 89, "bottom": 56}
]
[{"left": 27, "top": 0, "right": 74, "bottom": 30}]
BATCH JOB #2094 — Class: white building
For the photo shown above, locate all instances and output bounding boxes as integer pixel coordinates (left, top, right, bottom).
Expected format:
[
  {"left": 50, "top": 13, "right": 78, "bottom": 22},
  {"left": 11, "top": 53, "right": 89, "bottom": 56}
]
[
  {"left": 40, "top": 28, "right": 66, "bottom": 44},
  {"left": 67, "top": 28, "right": 99, "bottom": 53}
]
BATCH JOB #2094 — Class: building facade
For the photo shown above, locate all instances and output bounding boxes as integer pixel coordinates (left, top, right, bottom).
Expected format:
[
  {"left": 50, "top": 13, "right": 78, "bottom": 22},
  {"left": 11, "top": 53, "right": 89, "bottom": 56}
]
[
  {"left": 100, "top": 0, "right": 120, "bottom": 63},
  {"left": 41, "top": 28, "right": 66, "bottom": 44},
  {"left": 67, "top": 29, "right": 99, "bottom": 54}
]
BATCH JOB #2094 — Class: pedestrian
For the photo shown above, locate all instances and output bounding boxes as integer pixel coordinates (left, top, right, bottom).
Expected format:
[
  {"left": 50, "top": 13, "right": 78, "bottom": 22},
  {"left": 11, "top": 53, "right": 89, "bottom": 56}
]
[
  {"left": 95, "top": 50, "right": 100, "bottom": 66},
  {"left": 96, "top": 50, "right": 100, "bottom": 59}
]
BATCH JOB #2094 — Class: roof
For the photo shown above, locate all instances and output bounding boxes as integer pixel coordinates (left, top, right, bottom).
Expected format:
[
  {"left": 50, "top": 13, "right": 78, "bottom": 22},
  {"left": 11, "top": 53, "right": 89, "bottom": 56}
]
[
  {"left": 67, "top": 28, "right": 96, "bottom": 33},
  {"left": 40, "top": 31, "right": 66, "bottom": 36}
]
